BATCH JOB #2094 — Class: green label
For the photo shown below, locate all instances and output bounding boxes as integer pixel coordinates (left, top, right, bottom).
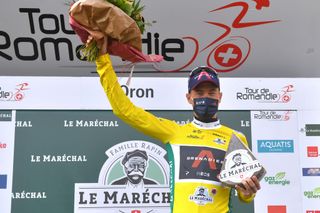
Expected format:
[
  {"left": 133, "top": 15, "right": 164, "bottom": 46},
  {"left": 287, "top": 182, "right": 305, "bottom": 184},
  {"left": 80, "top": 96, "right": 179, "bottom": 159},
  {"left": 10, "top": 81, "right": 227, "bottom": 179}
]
[
  {"left": 0, "top": 110, "right": 12, "bottom": 121},
  {"left": 306, "top": 124, "right": 320, "bottom": 136}
]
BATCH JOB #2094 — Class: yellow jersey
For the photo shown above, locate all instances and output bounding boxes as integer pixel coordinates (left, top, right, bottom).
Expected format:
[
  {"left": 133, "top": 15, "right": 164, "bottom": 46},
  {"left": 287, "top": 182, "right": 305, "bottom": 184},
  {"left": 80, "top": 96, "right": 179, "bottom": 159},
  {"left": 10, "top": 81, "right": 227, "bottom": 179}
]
[{"left": 96, "top": 54, "right": 254, "bottom": 213}]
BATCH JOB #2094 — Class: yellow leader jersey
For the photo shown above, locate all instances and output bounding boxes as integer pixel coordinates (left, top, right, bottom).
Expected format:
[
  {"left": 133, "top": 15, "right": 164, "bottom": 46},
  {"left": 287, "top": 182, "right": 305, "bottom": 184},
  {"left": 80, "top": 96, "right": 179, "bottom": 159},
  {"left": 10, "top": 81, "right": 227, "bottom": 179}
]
[{"left": 96, "top": 54, "right": 254, "bottom": 213}]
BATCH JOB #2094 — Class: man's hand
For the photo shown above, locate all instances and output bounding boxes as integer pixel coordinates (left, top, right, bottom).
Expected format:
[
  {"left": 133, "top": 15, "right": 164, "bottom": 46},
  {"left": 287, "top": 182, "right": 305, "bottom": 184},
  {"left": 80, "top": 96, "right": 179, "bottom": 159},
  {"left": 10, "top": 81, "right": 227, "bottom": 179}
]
[
  {"left": 235, "top": 176, "right": 261, "bottom": 198},
  {"left": 86, "top": 35, "right": 107, "bottom": 55},
  {"left": 86, "top": 35, "right": 94, "bottom": 47}
]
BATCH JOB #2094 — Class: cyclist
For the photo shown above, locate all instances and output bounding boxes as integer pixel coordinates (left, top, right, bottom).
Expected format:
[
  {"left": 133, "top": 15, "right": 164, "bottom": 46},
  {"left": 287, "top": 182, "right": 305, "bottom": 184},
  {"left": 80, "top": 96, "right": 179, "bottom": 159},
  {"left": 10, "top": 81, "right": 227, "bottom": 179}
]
[{"left": 94, "top": 44, "right": 261, "bottom": 213}]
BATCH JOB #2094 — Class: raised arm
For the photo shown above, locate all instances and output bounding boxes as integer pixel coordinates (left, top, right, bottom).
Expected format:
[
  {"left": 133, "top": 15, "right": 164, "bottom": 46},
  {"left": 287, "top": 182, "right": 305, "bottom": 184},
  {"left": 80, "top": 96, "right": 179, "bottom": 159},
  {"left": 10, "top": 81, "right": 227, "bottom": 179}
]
[{"left": 96, "top": 54, "right": 179, "bottom": 143}]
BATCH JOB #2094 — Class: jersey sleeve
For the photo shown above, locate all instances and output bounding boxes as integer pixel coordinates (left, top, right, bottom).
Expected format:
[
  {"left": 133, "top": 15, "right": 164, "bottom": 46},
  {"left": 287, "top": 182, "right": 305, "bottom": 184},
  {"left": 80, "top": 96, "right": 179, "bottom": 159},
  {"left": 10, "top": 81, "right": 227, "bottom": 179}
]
[{"left": 96, "top": 54, "right": 179, "bottom": 143}]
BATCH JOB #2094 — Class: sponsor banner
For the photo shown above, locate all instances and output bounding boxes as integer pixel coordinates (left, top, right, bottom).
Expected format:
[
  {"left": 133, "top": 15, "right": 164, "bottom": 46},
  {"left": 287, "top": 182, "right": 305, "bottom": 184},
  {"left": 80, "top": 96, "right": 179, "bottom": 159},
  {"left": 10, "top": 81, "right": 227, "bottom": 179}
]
[
  {"left": 251, "top": 111, "right": 292, "bottom": 121},
  {"left": 268, "top": 205, "right": 287, "bottom": 213},
  {"left": 75, "top": 184, "right": 170, "bottom": 212},
  {"left": 11, "top": 110, "right": 253, "bottom": 213},
  {"left": 298, "top": 111, "right": 320, "bottom": 165},
  {"left": 305, "top": 125, "right": 320, "bottom": 137},
  {"left": 0, "top": 111, "right": 12, "bottom": 121},
  {"left": 0, "top": 110, "right": 16, "bottom": 213},
  {"left": 0, "top": 77, "right": 320, "bottom": 110},
  {"left": 0, "top": 175, "right": 8, "bottom": 189},
  {"left": 298, "top": 111, "right": 320, "bottom": 212},
  {"left": 303, "top": 186, "right": 320, "bottom": 200},
  {"left": 0, "top": 77, "right": 83, "bottom": 109},
  {"left": 257, "top": 140, "right": 294, "bottom": 153},
  {"left": 264, "top": 172, "right": 290, "bottom": 186},
  {"left": 306, "top": 146, "right": 319, "bottom": 158},
  {"left": 1, "top": 0, "right": 320, "bottom": 77},
  {"left": 303, "top": 168, "right": 320, "bottom": 177},
  {"left": 221, "top": 79, "right": 298, "bottom": 110},
  {"left": 251, "top": 111, "right": 302, "bottom": 213},
  {"left": 74, "top": 140, "right": 171, "bottom": 213}
]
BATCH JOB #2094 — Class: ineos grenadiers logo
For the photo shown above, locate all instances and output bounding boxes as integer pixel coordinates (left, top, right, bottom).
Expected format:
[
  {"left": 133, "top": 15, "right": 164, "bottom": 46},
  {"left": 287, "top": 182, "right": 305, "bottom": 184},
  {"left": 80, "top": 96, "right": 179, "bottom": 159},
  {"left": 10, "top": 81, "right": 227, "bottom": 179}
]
[{"left": 74, "top": 141, "right": 170, "bottom": 213}]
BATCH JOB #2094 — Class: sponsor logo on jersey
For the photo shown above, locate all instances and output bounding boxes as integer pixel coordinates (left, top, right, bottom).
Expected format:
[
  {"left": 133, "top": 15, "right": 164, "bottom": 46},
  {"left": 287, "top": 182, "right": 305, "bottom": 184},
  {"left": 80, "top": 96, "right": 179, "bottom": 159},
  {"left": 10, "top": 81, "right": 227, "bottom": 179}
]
[
  {"left": 180, "top": 146, "right": 225, "bottom": 182},
  {"left": 189, "top": 186, "right": 213, "bottom": 206}
]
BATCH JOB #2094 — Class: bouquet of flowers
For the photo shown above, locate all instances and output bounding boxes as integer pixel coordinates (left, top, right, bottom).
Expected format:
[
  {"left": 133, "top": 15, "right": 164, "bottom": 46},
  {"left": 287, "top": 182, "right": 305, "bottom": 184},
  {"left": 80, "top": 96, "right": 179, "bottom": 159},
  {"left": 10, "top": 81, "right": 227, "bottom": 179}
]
[{"left": 69, "top": 0, "right": 163, "bottom": 63}]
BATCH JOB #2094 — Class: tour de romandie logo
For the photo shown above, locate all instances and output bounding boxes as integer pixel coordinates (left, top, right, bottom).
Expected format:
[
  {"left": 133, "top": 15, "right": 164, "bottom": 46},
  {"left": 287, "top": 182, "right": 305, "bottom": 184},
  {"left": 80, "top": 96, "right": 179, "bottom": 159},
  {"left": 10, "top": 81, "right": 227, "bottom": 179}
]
[{"left": 74, "top": 141, "right": 171, "bottom": 213}]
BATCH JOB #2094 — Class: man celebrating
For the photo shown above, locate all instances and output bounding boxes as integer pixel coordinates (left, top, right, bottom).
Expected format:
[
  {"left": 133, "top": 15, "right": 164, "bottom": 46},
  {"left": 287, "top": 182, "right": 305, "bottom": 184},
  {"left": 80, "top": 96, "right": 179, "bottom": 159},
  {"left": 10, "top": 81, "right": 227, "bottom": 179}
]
[{"left": 95, "top": 52, "right": 261, "bottom": 212}]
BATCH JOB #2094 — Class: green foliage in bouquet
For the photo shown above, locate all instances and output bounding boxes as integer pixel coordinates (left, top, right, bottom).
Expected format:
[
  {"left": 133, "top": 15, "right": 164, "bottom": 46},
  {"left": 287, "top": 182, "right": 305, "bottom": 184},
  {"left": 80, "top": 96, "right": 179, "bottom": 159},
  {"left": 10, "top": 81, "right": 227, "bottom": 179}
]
[
  {"left": 78, "top": 41, "right": 99, "bottom": 62},
  {"left": 107, "top": 0, "right": 146, "bottom": 33}
]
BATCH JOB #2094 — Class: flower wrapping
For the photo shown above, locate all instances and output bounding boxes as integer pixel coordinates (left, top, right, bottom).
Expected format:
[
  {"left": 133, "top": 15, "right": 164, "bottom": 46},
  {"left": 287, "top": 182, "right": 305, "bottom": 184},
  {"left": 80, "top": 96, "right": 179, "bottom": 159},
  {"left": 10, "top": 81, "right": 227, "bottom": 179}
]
[{"left": 69, "top": 0, "right": 163, "bottom": 63}]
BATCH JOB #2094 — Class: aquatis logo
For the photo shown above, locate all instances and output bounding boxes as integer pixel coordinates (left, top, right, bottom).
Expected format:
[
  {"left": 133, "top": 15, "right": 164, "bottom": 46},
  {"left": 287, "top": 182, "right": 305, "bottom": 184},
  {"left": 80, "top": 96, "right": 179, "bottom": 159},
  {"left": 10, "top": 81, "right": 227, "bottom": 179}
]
[
  {"left": 74, "top": 141, "right": 170, "bottom": 213},
  {"left": 257, "top": 140, "right": 294, "bottom": 153},
  {"left": 0, "top": 83, "right": 30, "bottom": 102}
]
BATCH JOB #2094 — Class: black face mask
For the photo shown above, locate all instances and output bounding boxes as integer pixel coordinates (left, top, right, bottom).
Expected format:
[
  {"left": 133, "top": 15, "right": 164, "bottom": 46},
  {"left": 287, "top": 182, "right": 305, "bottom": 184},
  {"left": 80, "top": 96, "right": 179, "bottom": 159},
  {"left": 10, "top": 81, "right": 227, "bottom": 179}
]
[{"left": 193, "top": 98, "right": 219, "bottom": 122}]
